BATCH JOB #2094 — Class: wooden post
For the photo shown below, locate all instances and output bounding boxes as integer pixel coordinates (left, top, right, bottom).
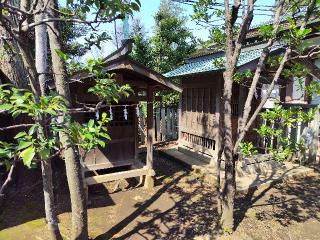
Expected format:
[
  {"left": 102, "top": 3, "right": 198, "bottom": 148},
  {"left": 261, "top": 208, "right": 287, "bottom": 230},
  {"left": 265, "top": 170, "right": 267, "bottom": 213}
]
[
  {"left": 167, "top": 108, "right": 172, "bottom": 139},
  {"left": 145, "top": 86, "right": 154, "bottom": 188},
  {"left": 134, "top": 103, "right": 139, "bottom": 160},
  {"left": 156, "top": 108, "right": 161, "bottom": 142},
  {"left": 211, "top": 80, "right": 222, "bottom": 164},
  {"left": 161, "top": 107, "right": 166, "bottom": 141}
]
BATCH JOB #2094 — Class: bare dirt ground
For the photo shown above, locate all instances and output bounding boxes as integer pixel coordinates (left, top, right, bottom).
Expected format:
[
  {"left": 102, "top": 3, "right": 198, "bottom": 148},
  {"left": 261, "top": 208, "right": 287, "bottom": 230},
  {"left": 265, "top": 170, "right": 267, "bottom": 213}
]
[{"left": 0, "top": 152, "right": 319, "bottom": 240}]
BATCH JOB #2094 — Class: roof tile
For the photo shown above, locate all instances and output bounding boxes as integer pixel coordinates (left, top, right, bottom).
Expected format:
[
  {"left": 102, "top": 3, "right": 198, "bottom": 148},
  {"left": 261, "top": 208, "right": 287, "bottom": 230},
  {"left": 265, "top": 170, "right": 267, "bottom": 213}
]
[{"left": 165, "top": 46, "right": 281, "bottom": 78}]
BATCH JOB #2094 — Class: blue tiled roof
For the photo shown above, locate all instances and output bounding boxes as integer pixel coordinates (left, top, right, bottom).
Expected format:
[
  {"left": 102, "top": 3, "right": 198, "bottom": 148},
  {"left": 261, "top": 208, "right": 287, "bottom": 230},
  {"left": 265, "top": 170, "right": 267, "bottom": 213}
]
[{"left": 165, "top": 46, "right": 282, "bottom": 78}]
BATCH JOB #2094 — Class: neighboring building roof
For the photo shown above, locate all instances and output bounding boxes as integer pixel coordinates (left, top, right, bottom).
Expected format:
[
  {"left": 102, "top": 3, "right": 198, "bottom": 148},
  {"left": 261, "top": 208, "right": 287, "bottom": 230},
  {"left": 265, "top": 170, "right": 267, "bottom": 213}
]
[
  {"left": 165, "top": 44, "right": 282, "bottom": 78},
  {"left": 186, "top": 18, "right": 320, "bottom": 62}
]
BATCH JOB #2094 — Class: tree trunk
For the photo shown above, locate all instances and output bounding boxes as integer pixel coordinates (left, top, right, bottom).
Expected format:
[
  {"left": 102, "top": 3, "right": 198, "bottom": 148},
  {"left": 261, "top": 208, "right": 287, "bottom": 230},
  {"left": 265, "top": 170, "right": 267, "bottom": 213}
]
[
  {"left": 0, "top": 27, "right": 28, "bottom": 88},
  {"left": 18, "top": 0, "right": 41, "bottom": 94},
  {"left": 41, "top": 159, "right": 63, "bottom": 240},
  {"left": 46, "top": 0, "right": 88, "bottom": 239},
  {"left": 220, "top": 70, "right": 236, "bottom": 232},
  {"left": 219, "top": 1, "right": 238, "bottom": 231},
  {"left": 35, "top": 3, "right": 62, "bottom": 239}
]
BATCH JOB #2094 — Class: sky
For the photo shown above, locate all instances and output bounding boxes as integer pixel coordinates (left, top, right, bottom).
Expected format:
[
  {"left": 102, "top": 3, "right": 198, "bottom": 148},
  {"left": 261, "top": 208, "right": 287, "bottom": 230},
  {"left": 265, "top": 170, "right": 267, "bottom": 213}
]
[{"left": 59, "top": 0, "right": 276, "bottom": 60}]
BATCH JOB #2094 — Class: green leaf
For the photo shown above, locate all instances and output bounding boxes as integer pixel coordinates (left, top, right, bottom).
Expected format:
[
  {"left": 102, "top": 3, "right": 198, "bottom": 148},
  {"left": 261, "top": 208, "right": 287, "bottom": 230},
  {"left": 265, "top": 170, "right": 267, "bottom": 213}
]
[
  {"left": 84, "top": 133, "right": 93, "bottom": 141},
  {"left": 16, "top": 141, "right": 32, "bottom": 151},
  {"left": 0, "top": 149, "right": 9, "bottom": 158},
  {"left": 97, "top": 139, "right": 105, "bottom": 148},
  {"left": 45, "top": 108, "right": 57, "bottom": 116},
  {"left": 39, "top": 148, "right": 50, "bottom": 160},
  {"left": 55, "top": 49, "right": 69, "bottom": 61},
  {"left": 20, "top": 146, "right": 35, "bottom": 167},
  {"left": 1, "top": 8, "right": 9, "bottom": 16},
  {"left": 88, "top": 119, "right": 94, "bottom": 128},
  {"left": 14, "top": 131, "right": 27, "bottom": 139},
  {"left": 12, "top": 110, "right": 21, "bottom": 118},
  {"left": 28, "top": 124, "right": 39, "bottom": 135},
  {"left": 0, "top": 103, "right": 12, "bottom": 111},
  {"left": 131, "top": 2, "right": 140, "bottom": 11}
]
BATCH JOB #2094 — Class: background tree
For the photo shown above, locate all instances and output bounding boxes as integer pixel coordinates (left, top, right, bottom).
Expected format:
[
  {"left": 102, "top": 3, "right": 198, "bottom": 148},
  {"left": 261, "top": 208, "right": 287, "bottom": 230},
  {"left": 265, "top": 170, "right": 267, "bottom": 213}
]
[
  {"left": 58, "top": 6, "right": 90, "bottom": 59},
  {"left": 152, "top": 0, "right": 196, "bottom": 74},
  {"left": 129, "top": 0, "right": 196, "bottom": 106},
  {"left": 153, "top": 0, "right": 196, "bottom": 106},
  {"left": 130, "top": 20, "right": 153, "bottom": 68}
]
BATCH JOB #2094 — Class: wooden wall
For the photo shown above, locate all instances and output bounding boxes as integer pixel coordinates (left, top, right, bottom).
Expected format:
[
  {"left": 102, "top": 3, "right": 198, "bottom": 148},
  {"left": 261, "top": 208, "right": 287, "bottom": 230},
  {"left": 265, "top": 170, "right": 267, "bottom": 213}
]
[
  {"left": 178, "top": 72, "right": 258, "bottom": 159},
  {"left": 178, "top": 73, "right": 223, "bottom": 157},
  {"left": 70, "top": 73, "right": 139, "bottom": 167}
]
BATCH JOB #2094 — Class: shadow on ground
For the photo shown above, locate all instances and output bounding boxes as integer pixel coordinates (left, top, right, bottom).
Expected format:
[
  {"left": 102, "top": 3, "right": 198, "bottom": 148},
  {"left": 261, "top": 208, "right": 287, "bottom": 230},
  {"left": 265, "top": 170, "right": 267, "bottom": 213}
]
[
  {"left": 95, "top": 155, "right": 219, "bottom": 239},
  {"left": 0, "top": 153, "right": 320, "bottom": 240}
]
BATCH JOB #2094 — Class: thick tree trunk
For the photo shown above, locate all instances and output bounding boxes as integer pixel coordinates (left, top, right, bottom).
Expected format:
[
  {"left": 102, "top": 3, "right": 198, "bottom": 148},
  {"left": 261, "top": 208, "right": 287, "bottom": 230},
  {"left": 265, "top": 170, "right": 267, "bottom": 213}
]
[
  {"left": 41, "top": 159, "right": 63, "bottom": 240},
  {"left": 18, "top": 0, "right": 41, "bottom": 94},
  {"left": 0, "top": 27, "right": 28, "bottom": 88},
  {"left": 218, "top": 1, "right": 238, "bottom": 231},
  {"left": 35, "top": 3, "right": 62, "bottom": 239},
  {"left": 46, "top": 0, "right": 88, "bottom": 239},
  {"left": 220, "top": 70, "right": 236, "bottom": 232}
]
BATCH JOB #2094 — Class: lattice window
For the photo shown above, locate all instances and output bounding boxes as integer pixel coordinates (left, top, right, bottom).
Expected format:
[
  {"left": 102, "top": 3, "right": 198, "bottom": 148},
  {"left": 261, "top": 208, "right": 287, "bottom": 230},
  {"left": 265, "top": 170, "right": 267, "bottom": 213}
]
[
  {"left": 231, "top": 102, "right": 239, "bottom": 116},
  {"left": 192, "top": 88, "right": 198, "bottom": 112},
  {"left": 184, "top": 87, "right": 217, "bottom": 113},
  {"left": 203, "top": 88, "right": 210, "bottom": 113},
  {"left": 187, "top": 88, "right": 192, "bottom": 111},
  {"left": 181, "top": 131, "right": 215, "bottom": 150}
]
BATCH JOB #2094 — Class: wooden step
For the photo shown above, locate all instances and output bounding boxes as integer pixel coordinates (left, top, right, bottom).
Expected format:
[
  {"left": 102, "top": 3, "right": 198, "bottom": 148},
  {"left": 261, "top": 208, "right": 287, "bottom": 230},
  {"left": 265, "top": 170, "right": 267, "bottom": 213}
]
[
  {"left": 160, "top": 147, "right": 209, "bottom": 170},
  {"left": 178, "top": 145, "right": 212, "bottom": 164}
]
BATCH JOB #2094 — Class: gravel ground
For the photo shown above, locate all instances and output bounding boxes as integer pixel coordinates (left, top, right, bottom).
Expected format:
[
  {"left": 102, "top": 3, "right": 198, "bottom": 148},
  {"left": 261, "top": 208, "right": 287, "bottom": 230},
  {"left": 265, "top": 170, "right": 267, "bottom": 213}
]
[{"left": 0, "top": 152, "right": 319, "bottom": 240}]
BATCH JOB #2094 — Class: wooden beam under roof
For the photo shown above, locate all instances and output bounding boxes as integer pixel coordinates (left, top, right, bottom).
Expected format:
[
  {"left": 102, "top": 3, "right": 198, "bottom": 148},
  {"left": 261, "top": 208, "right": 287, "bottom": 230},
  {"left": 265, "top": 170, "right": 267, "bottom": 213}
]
[{"left": 104, "top": 57, "right": 182, "bottom": 93}]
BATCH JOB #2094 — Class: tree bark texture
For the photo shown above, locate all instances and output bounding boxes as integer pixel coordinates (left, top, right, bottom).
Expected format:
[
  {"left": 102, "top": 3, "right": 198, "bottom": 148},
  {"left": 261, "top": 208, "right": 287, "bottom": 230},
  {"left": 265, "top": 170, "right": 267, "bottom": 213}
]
[
  {"left": 218, "top": 1, "right": 238, "bottom": 231},
  {"left": 18, "top": 0, "right": 41, "bottom": 94},
  {"left": 0, "top": 27, "right": 28, "bottom": 88},
  {"left": 35, "top": 3, "right": 62, "bottom": 239},
  {"left": 218, "top": 0, "right": 316, "bottom": 232},
  {"left": 220, "top": 70, "right": 236, "bottom": 232},
  {"left": 47, "top": 0, "right": 88, "bottom": 239}
]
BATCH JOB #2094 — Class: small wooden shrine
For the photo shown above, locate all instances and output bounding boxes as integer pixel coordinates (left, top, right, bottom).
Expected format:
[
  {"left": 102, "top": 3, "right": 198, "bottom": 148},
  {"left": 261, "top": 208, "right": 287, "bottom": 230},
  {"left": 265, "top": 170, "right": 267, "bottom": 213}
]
[{"left": 71, "top": 40, "right": 181, "bottom": 195}]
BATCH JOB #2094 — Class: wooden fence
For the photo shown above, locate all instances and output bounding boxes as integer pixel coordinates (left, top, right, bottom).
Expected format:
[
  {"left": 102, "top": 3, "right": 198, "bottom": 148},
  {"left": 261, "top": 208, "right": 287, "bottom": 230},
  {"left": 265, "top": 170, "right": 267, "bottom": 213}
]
[
  {"left": 257, "top": 104, "right": 320, "bottom": 163},
  {"left": 138, "top": 107, "right": 178, "bottom": 144}
]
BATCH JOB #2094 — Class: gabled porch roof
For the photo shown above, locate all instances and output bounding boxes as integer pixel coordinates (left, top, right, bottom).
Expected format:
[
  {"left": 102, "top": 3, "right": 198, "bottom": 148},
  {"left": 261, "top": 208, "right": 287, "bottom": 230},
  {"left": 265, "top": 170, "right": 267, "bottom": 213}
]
[{"left": 74, "top": 39, "right": 182, "bottom": 93}]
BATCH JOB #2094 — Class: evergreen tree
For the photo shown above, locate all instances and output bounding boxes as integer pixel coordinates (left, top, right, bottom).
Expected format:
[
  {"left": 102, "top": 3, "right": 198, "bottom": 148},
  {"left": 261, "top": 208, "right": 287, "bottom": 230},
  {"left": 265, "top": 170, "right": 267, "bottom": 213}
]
[
  {"left": 130, "top": 0, "right": 196, "bottom": 106},
  {"left": 151, "top": 0, "right": 196, "bottom": 74},
  {"left": 130, "top": 20, "right": 153, "bottom": 68}
]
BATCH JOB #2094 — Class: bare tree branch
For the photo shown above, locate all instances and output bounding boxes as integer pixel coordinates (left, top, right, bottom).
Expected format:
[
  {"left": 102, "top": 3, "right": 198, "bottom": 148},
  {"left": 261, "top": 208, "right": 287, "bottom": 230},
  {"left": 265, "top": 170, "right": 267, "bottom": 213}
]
[
  {"left": 0, "top": 123, "right": 34, "bottom": 131},
  {"left": 234, "top": 0, "right": 318, "bottom": 152},
  {"left": 234, "top": 0, "right": 286, "bottom": 151},
  {"left": 234, "top": 48, "right": 291, "bottom": 153},
  {"left": 25, "top": 14, "right": 122, "bottom": 29},
  {"left": 0, "top": 156, "right": 18, "bottom": 196}
]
